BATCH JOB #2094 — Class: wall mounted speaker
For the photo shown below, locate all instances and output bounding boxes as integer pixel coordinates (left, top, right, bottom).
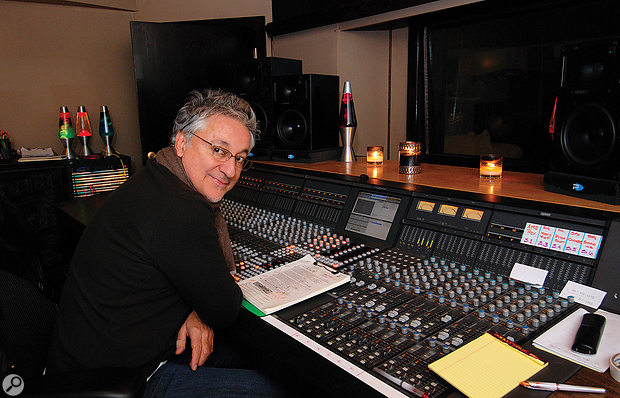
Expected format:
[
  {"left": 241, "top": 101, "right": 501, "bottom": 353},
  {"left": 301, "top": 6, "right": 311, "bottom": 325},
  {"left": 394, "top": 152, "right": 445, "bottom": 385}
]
[
  {"left": 273, "top": 74, "right": 339, "bottom": 151},
  {"left": 231, "top": 57, "right": 301, "bottom": 157},
  {"left": 550, "top": 39, "right": 620, "bottom": 181}
]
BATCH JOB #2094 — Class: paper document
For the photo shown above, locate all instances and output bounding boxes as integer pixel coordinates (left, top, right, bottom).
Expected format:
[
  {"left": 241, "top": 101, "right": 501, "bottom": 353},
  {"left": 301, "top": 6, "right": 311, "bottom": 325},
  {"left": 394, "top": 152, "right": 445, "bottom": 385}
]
[
  {"left": 533, "top": 308, "right": 620, "bottom": 372},
  {"left": 238, "top": 254, "right": 350, "bottom": 315},
  {"left": 560, "top": 281, "right": 607, "bottom": 309},
  {"left": 429, "top": 333, "right": 547, "bottom": 398}
]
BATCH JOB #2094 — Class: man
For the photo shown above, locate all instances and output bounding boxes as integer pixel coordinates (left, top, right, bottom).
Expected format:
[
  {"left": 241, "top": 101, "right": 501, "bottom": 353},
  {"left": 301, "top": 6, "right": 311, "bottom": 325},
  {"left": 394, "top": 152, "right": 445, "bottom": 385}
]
[{"left": 47, "top": 89, "right": 284, "bottom": 397}]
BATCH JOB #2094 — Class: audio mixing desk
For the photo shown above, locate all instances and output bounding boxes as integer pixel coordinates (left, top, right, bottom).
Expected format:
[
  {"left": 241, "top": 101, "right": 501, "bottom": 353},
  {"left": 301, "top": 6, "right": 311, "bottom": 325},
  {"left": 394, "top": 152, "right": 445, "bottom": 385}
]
[
  {"left": 223, "top": 161, "right": 620, "bottom": 398},
  {"left": 54, "top": 161, "right": 620, "bottom": 397}
]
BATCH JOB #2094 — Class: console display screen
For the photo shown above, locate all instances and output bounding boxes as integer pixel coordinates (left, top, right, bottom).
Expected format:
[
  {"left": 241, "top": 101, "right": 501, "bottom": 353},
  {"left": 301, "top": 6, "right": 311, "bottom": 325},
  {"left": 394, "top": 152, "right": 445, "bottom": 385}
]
[{"left": 345, "top": 192, "right": 401, "bottom": 240}]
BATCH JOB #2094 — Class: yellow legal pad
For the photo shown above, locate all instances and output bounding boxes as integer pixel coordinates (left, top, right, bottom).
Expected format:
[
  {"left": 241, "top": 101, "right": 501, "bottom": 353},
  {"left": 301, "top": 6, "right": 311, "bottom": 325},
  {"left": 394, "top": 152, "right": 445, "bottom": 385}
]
[{"left": 428, "top": 333, "right": 547, "bottom": 398}]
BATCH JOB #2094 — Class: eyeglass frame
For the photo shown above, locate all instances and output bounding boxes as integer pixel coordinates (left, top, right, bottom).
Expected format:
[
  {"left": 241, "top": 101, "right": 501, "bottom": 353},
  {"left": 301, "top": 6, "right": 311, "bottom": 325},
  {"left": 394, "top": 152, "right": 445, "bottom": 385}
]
[{"left": 184, "top": 131, "right": 252, "bottom": 171}]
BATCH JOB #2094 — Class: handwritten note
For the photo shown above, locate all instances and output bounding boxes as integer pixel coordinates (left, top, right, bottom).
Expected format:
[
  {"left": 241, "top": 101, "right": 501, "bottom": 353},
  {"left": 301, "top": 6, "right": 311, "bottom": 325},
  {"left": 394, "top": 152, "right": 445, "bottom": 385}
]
[
  {"left": 560, "top": 280, "right": 607, "bottom": 309},
  {"left": 521, "top": 223, "right": 540, "bottom": 246},
  {"left": 520, "top": 223, "right": 602, "bottom": 259}
]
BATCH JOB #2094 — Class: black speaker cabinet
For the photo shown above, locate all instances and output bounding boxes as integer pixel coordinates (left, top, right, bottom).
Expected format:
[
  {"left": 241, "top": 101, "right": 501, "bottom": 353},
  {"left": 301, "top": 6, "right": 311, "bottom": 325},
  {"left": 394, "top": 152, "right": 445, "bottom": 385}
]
[
  {"left": 550, "top": 39, "right": 620, "bottom": 180},
  {"left": 231, "top": 57, "right": 301, "bottom": 158},
  {"left": 273, "top": 74, "right": 340, "bottom": 151}
]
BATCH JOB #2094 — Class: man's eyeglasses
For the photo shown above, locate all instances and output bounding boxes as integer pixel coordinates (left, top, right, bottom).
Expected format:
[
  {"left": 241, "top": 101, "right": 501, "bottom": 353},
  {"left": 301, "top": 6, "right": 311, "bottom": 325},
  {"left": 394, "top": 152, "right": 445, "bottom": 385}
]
[{"left": 187, "top": 132, "right": 251, "bottom": 170}]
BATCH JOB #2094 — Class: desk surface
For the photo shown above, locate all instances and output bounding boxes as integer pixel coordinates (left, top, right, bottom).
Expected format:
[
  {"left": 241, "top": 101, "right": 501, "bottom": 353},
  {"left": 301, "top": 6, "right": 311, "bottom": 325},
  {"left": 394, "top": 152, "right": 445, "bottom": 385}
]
[{"left": 257, "top": 160, "right": 620, "bottom": 214}]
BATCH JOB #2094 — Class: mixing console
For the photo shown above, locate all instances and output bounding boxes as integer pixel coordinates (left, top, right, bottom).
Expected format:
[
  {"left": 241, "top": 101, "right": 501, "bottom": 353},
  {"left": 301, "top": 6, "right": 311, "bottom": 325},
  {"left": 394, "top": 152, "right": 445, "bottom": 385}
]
[{"left": 221, "top": 166, "right": 611, "bottom": 397}]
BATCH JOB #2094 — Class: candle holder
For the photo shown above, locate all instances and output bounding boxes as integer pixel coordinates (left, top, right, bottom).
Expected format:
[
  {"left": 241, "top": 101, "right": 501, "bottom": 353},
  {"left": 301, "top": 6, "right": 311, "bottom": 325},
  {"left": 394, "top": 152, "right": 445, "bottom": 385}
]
[
  {"left": 367, "top": 146, "right": 383, "bottom": 165},
  {"left": 399, "top": 141, "right": 421, "bottom": 174},
  {"left": 480, "top": 154, "right": 503, "bottom": 179}
]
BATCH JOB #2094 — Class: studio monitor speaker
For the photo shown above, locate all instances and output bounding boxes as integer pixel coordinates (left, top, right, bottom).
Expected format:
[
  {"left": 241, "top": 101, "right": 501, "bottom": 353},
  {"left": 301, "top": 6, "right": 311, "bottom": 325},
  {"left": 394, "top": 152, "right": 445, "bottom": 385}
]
[
  {"left": 230, "top": 57, "right": 302, "bottom": 156},
  {"left": 273, "top": 74, "right": 339, "bottom": 151},
  {"left": 550, "top": 39, "right": 620, "bottom": 180}
]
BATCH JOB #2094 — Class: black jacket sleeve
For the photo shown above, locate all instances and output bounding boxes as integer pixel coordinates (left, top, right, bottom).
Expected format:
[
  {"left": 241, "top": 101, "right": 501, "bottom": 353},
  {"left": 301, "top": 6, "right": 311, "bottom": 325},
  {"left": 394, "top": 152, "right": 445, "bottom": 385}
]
[{"left": 150, "top": 191, "right": 242, "bottom": 329}]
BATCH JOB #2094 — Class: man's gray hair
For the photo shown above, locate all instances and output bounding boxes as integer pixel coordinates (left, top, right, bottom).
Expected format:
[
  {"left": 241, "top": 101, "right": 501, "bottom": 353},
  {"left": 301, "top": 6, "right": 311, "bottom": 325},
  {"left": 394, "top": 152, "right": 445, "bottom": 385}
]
[{"left": 171, "top": 88, "right": 258, "bottom": 150}]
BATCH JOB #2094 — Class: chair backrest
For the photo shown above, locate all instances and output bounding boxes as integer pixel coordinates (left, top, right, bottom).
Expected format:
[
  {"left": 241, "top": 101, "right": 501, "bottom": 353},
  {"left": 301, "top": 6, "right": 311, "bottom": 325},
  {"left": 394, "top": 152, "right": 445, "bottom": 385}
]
[
  {"left": 0, "top": 268, "right": 57, "bottom": 382},
  {"left": 0, "top": 194, "right": 46, "bottom": 291}
]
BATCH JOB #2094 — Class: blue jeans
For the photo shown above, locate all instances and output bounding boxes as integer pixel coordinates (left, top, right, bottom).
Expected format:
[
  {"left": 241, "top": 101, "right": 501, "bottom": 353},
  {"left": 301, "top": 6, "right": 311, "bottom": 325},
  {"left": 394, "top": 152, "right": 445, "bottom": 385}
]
[{"left": 144, "top": 362, "right": 289, "bottom": 398}]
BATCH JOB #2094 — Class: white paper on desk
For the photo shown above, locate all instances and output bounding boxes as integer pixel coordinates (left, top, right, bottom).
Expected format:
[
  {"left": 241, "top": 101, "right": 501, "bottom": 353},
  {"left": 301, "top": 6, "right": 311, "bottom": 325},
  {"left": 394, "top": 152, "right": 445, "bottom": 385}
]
[
  {"left": 20, "top": 147, "right": 55, "bottom": 157},
  {"left": 533, "top": 308, "right": 620, "bottom": 372},
  {"left": 510, "top": 262, "right": 548, "bottom": 287},
  {"left": 560, "top": 280, "right": 607, "bottom": 309},
  {"left": 238, "top": 254, "right": 350, "bottom": 315}
]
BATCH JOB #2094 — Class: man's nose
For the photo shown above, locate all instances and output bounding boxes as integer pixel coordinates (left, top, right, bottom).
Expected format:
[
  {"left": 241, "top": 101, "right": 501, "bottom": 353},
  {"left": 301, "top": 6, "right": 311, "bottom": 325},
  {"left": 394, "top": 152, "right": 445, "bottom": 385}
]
[{"left": 219, "top": 156, "right": 237, "bottom": 177}]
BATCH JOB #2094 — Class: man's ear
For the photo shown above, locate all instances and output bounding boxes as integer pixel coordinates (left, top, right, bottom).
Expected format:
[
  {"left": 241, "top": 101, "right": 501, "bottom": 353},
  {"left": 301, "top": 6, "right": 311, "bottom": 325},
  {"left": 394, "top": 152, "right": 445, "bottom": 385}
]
[{"left": 174, "top": 131, "right": 186, "bottom": 157}]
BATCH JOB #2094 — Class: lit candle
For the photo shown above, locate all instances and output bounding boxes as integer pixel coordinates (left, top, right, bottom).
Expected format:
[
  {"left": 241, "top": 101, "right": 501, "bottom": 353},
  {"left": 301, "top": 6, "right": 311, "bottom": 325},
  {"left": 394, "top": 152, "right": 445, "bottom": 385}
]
[
  {"left": 367, "top": 146, "right": 384, "bottom": 165},
  {"left": 480, "top": 154, "right": 503, "bottom": 179},
  {"left": 399, "top": 141, "right": 421, "bottom": 174}
]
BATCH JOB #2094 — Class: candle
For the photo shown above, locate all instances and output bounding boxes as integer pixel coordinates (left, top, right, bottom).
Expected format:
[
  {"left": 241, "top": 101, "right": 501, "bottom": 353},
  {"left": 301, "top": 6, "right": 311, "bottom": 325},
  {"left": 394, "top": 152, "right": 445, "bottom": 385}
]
[
  {"left": 480, "top": 154, "right": 503, "bottom": 179},
  {"left": 367, "top": 146, "right": 383, "bottom": 165},
  {"left": 399, "top": 141, "right": 421, "bottom": 174}
]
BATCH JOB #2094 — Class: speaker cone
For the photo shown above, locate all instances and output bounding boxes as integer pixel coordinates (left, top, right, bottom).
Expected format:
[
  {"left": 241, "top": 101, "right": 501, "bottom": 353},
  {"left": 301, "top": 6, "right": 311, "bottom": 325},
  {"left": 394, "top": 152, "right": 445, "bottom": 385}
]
[
  {"left": 277, "top": 109, "right": 307, "bottom": 146},
  {"left": 561, "top": 103, "right": 616, "bottom": 166}
]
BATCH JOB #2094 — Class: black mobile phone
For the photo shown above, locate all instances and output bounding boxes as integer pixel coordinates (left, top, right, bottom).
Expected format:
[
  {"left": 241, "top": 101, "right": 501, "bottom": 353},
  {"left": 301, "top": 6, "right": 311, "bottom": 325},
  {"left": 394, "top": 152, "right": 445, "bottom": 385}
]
[{"left": 571, "top": 313, "right": 606, "bottom": 355}]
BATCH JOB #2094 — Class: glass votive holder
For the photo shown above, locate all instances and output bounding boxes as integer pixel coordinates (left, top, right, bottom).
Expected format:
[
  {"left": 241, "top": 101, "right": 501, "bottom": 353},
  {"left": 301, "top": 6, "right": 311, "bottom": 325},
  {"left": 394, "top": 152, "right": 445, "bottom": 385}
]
[
  {"left": 480, "top": 154, "right": 503, "bottom": 179},
  {"left": 367, "top": 146, "right": 384, "bottom": 165},
  {"left": 399, "top": 141, "right": 421, "bottom": 174}
]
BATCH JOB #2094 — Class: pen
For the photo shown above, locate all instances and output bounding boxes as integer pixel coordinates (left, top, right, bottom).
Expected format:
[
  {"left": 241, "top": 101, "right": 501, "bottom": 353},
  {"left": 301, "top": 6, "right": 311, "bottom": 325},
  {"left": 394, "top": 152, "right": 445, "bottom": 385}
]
[{"left": 520, "top": 381, "right": 606, "bottom": 393}]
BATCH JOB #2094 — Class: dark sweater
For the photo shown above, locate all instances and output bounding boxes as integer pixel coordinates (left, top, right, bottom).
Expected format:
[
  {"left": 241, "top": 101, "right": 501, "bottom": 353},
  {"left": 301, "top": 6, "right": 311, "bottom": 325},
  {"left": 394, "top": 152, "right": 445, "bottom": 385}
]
[{"left": 47, "top": 161, "right": 242, "bottom": 375}]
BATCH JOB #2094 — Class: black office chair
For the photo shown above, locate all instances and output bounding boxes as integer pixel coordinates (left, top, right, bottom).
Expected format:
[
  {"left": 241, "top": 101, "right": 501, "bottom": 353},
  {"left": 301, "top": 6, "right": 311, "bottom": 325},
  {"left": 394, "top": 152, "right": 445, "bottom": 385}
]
[
  {"left": 0, "top": 194, "right": 143, "bottom": 397},
  {"left": 0, "top": 267, "right": 145, "bottom": 397}
]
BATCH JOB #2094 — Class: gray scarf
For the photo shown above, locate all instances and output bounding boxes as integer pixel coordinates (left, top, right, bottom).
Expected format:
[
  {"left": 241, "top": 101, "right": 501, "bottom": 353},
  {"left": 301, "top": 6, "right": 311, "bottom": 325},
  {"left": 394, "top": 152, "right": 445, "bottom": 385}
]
[{"left": 154, "top": 146, "right": 236, "bottom": 272}]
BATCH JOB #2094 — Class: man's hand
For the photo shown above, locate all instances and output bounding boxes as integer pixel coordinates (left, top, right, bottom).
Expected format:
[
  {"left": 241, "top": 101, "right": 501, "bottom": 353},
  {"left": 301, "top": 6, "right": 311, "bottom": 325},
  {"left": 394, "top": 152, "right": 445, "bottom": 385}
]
[{"left": 176, "top": 310, "right": 214, "bottom": 371}]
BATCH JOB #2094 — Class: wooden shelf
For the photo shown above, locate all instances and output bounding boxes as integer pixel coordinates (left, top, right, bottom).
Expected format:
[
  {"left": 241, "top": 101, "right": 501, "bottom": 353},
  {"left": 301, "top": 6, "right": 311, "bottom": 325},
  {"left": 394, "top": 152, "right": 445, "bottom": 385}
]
[{"left": 258, "top": 160, "right": 620, "bottom": 214}]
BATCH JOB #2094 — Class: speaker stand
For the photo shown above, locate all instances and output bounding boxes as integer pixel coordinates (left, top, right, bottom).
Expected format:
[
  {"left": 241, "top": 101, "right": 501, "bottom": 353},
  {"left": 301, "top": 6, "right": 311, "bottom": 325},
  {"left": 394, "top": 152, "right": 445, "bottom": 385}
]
[{"left": 544, "top": 171, "right": 620, "bottom": 205}]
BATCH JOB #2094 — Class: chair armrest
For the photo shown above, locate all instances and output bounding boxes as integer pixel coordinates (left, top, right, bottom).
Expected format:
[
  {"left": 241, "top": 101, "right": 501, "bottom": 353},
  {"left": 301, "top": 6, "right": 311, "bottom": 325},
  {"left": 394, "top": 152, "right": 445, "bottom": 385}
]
[{"left": 25, "top": 367, "right": 145, "bottom": 398}]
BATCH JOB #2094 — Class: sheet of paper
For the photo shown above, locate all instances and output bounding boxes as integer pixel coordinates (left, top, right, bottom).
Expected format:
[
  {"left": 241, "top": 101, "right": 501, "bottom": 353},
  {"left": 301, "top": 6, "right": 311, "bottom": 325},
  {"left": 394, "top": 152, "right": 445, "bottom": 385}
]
[
  {"left": 510, "top": 263, "right": 548, "bottom": 287},
  {"left": 533, "top": 308, "right": 620, "bottom": 372},
  {"left": 238, "top": 254, "right": 350, "bottom": 314},
  {"left": 20, "top": 147, "right": 55, "bottom": 157},
  {"left": 429, "top": 333, "right": 547, "bottom": 398},
  {"left": 560, "top": 280, "right": 607, "bottom": 309}
]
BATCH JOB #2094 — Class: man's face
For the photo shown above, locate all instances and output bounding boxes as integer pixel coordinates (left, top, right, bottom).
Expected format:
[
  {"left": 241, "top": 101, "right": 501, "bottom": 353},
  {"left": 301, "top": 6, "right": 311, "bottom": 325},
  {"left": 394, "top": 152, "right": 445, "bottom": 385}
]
[{"left": 174, "top": 114, "right": 251, "bottom": 202}]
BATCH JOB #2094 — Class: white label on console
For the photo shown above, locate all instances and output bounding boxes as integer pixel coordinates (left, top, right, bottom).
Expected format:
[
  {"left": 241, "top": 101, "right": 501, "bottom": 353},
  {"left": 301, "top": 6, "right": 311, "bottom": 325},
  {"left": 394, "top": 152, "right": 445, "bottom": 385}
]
[
  {"left": 549, "top": 228, "right": 569, "bottom": 252},
  {"left": 521, "top": 223, "right": 540, "bottom": 246},
  {"left": 579, "top": 233, "right": 603, "bottom": 259},
  {"left": 535, "top": 225, "right": 555, "bottom": 249},
  {"left": 564, "top": 230, "right": 584, "bottom": 256},
  {"left": 510, "top": 263, "right": 548, "bottom": 287},
  {"left": 560, "top": 281, "right": 607, "bottom": 309}
]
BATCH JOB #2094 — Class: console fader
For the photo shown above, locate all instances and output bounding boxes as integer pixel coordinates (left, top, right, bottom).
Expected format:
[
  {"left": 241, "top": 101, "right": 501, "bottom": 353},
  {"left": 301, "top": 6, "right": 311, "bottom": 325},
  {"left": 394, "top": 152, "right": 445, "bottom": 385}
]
[{"left": 222, "top": 166, "right": 608, "bottom": 397}]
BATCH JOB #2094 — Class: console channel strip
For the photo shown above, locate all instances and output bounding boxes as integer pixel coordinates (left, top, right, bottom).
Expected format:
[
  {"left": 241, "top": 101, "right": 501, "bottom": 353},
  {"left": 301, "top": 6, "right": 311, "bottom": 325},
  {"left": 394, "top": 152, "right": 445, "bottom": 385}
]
[{"left": 223, "top": 199, "right": 379, "bottom": 280}]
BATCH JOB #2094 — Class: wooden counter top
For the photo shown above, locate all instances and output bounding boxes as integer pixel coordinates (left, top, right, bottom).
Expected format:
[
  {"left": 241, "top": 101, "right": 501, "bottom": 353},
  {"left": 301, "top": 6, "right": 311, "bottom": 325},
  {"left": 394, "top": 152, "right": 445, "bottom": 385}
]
[{"left": 258, "top": 160, "right": 620, "bottom": 214}]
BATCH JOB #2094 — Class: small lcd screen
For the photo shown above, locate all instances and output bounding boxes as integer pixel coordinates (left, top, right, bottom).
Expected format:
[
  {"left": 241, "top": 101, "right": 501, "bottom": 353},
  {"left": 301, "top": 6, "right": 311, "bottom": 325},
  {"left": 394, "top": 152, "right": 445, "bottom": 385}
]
[{"left": 345, "top": 192, "right": 401, "bottom": 240}]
